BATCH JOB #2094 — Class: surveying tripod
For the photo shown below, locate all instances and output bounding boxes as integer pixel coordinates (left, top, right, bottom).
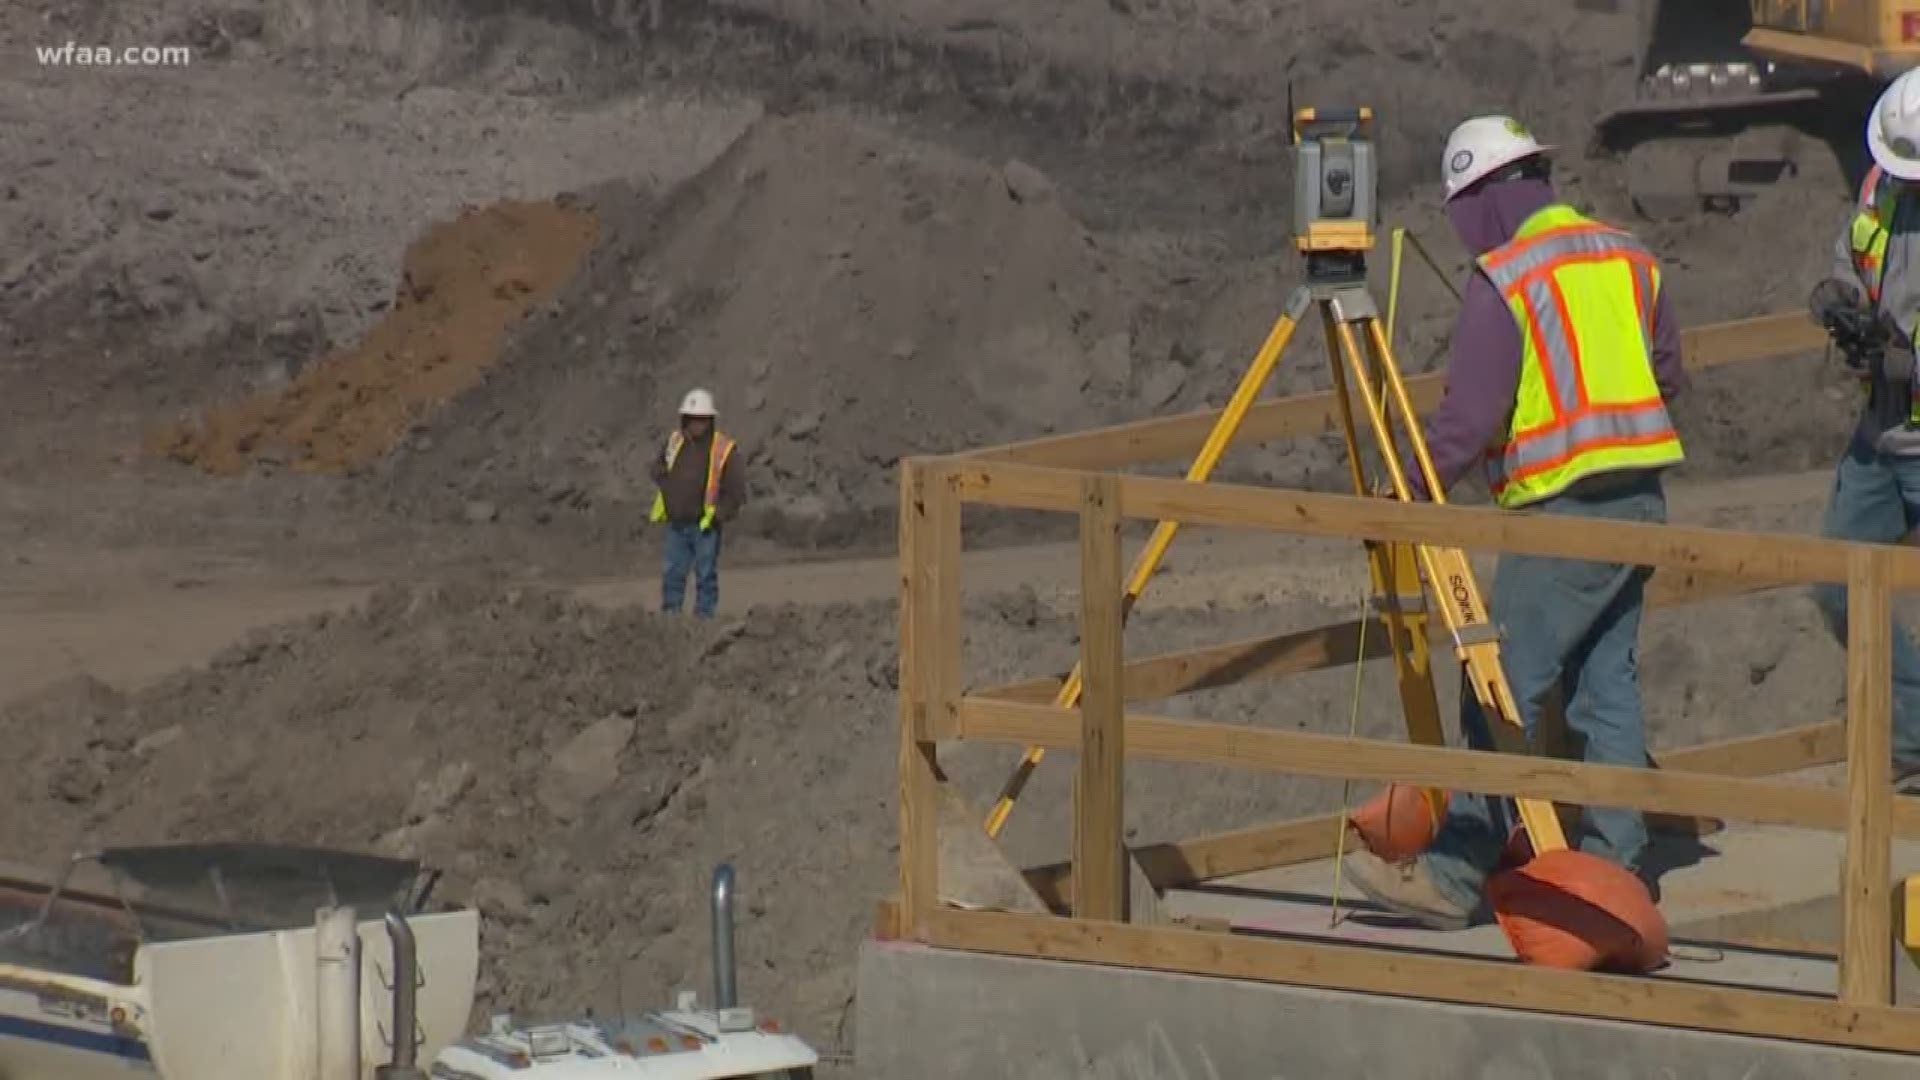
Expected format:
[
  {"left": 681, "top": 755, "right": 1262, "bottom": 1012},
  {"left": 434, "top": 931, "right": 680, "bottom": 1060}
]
[{"left": 983, "top": 105, "right": 1571, "bottom": 857}]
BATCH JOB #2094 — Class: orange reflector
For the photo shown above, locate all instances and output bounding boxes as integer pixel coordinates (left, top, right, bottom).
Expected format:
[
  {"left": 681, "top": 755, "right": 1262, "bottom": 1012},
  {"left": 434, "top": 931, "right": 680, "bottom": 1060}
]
[
  {"left": 760, "top": 1018, "right": 782, "bottom": 1033},
  {"left": 680, "top": 1035, "right": 701, "bottom": 1050},
  {"left": 1348, "top": 783, "right": 1442, "bottom": 860},
  {"left": 1489, "top": 848, "right": 1668, "bottom": 973},
  {"left": 647, "top": 1037, "right": 669, "bottom": 1053}
]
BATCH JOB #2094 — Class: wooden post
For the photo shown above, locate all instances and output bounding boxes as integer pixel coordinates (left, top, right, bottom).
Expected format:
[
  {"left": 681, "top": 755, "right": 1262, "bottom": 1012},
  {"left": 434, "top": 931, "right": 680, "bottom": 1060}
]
[
  {"left": 896, "top": 460, "right": 942, "bottom": 936},
  {"left": 1074, "top": 473, "right": 1126, "bottom": 921},
  {"left": 924, "top": 464, "right": 963, "bottom": 741},
  {"left": 1840, "top": 546, "right": 1894, "bottom": 1005}
]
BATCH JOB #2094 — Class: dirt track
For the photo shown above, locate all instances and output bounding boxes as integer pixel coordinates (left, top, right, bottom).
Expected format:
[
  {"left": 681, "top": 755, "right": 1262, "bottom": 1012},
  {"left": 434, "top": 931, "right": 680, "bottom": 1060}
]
[
  {"left": 0, "top": 469, "right": 1839, "bottom": 698},
  {"left": 0, "top": 0, "right": 1902, "bottom": 1074}
]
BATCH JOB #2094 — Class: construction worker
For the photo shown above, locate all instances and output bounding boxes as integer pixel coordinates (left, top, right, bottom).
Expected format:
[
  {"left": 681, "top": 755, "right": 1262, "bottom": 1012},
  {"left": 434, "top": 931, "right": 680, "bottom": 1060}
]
[
  {"left": 650, "top": 388, "right": 743, "bottom": 619},
  {"left": 1806, "top": 67, "right": 1920, "bottom": 786},
  {"left": 1343, "top": 116, "right": 1689, "bottom": 930}
]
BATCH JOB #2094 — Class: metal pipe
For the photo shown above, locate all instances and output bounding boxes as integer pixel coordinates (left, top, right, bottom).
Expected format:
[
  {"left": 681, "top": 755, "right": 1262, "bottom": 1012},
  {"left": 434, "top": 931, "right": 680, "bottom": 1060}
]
[
  {"left": 711, "top": 863, "right": 737, "bottom": 1010},
  {"left": 374, "top": 908, "right": 425, "bottom": 1079},
  {"left": 316, "top": 905, "right": 361, "bottom": 1080}
]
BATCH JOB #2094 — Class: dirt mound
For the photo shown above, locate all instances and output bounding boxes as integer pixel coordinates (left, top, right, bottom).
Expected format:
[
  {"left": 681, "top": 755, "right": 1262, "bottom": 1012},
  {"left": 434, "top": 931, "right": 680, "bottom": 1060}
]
[
  {"left": 145, "top": 199, "right": 599, "bottom": 475},
  {"left": 0, "top": 584, "right": 892, "bottom": 1034},
  {"left": 354, "top": 110, "right": 1167, "bottom": 543},
  {"left": 0, "top": 575, "right": 1404, "bottom": 1049}
]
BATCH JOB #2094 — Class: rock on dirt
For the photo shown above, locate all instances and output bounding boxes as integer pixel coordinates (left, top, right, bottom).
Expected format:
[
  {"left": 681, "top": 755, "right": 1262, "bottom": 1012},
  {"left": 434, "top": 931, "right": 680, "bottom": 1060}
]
[{"left": 540, "top": 714, "right": 637, "bottom": 822}]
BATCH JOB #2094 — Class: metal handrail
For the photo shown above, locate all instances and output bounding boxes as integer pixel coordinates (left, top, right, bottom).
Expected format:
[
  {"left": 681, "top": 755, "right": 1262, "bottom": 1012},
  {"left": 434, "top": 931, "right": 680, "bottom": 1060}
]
[
  {"left": 711, "top": 863, "right": 737, "bottom": 1010},
  {"left": 375, "top": 908, "right": 426, "bottom": 1080}
]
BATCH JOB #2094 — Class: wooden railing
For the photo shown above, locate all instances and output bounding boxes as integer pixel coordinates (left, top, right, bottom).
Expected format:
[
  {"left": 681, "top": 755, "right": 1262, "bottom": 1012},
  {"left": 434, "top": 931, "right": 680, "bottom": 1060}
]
[{"left": 888, "top": 312, "right": 1920, "bottom": 1055}]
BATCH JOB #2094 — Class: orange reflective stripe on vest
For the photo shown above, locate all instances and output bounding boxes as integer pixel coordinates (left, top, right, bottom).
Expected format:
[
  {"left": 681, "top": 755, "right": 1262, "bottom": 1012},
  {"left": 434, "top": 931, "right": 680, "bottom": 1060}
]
[
  {"left": 1853, "top": 164, "right": 1892, "bottom": 305},
  {"left": 1475, "top": 206, "right": 1684, "bottom": 507}
]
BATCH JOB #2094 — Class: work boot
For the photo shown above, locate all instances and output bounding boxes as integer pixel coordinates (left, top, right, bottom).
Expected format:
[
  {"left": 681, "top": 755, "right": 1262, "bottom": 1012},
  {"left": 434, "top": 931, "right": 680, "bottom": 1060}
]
[{"left": 1340, "top": 849, "right": 1474, "bottom": 931}]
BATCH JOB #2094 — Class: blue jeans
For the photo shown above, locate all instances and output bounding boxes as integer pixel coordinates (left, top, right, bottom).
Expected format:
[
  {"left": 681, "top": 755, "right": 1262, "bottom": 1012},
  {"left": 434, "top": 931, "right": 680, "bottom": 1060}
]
[
  {"left": 662, "top": 522, "right": 722, "bottom": 618},
  {"left": 1426, "top": 472, "right": 1668, "bottom": 910},
  {"left": 1810, "top": 435, "right": 1920, "bottom": 766}
]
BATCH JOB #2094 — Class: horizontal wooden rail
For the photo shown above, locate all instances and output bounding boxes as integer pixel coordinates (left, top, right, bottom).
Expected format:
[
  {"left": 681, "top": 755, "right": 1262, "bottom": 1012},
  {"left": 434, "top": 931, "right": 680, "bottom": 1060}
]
[
  {"left": 975, "top": 571, "right": 1780, "bottom": 706},
  {"left": 982, "top": 617, "right": 1391, "bottom": 705},
  {"left": 939, "top": 458, "right": 1920, "bottom": 588},
  {"left": 959, "top": 698, "right": 1920, "bottom": 838},
  {"left": 967, "top": 381, "right": 1440, "bottom": 471},
  {"left": 922, "top": 907, "right": 1920, "bottom": 1055},
  {"left": 967, "top": 312, "right": 1825, "bottom": 469},
  {"left": 1022, "top": 719, "right": 1852, "bottom": 908}
]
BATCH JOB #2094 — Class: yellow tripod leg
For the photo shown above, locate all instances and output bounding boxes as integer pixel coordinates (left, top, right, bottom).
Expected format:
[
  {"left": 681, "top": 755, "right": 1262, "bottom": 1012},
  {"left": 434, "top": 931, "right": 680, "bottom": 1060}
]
[
  {"left": 1323, "top": 291, "right": 1568, "bottom": 854},
  {"left": 1318, "top": 305, "right": 1449, "bottom": 822},
  {"left": 982, "top": 287, "right": 1316, "bottom": 838}
]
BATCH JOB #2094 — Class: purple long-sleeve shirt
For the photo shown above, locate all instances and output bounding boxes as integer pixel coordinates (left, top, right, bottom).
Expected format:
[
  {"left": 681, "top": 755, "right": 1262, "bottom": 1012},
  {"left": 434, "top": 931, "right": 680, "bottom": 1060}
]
[{"left": 1404, "top": 178, "right": 1688, "bottom": 500}]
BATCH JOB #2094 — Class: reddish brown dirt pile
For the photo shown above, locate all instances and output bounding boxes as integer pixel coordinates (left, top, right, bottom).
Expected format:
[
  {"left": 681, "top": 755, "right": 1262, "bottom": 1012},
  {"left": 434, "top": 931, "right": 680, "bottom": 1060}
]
[{"left": 146, "top": 198, "right": 598, "bottom": 475}]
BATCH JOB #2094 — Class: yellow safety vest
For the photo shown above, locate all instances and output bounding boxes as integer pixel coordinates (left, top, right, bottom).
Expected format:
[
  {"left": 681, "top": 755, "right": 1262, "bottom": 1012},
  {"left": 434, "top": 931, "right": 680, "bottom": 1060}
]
[
  {"left": 1845, "top": 165, "right": 1920, "bottom": 426},
  {"left": 650, "top": 430, "right": 736, "bottom": 531},
  {"left": 1476, "top": 205, "right": 1685, "bottom": 508}
]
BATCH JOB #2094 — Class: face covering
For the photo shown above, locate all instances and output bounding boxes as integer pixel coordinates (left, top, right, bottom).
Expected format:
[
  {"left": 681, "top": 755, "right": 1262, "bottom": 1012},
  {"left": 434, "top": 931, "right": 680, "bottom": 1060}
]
[{"left": 1445, "top": 174, "right": 1556, "bottom": 257}]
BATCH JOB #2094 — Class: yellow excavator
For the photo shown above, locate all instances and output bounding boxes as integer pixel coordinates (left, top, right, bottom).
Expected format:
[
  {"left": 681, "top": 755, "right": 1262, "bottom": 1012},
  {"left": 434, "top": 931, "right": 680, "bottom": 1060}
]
[{"left": 1593, "top": 0, "right": 1920, "bottom": 218}]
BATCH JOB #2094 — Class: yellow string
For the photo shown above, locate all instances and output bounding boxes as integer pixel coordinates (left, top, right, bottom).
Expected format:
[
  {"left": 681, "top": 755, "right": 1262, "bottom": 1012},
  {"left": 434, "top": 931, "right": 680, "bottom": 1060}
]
[
  {"left": 1387, "top": 227, "right": 1405, "bottom": 343},
  {"left": 1328, "top": 586, "right": 1373, "bottom": 928}
]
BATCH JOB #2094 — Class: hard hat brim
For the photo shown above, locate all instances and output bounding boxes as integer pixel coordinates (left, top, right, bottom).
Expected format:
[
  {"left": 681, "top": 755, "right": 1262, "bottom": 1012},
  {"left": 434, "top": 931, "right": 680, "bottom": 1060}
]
[
  {"left": 1443, "top": 144, "right": 1558, "bottom": 202},
  {"left": 1868, "top": 115, "right": 1920, "bottom": 182}
]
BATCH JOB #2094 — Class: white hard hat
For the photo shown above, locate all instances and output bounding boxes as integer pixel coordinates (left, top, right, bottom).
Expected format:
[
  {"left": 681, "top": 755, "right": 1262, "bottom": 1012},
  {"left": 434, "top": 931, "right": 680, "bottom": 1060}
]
[
  {"left": 679, "top": 388, "right": 717, "bottom": 417},
  {"left": 1870, "top": 69, "right": 1920, "bottom": 181},
  {"left": 1440, "top": 115, "right": 1556, "bottom": 202}
]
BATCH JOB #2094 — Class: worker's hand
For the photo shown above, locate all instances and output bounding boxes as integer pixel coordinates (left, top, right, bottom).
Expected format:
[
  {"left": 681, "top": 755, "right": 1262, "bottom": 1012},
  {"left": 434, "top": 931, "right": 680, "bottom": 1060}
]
[{"left": 1809, "top": 278, "right": 1864, "bottom": 329}]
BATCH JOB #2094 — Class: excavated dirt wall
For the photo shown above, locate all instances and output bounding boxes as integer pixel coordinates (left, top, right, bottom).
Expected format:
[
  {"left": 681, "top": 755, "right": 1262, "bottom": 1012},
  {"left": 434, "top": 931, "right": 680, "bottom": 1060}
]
[
  {"left": 143, "top": 103, "right": 1871, "bottom": 551},
  {"left": 7, "top": 0, "right": 1879, "bottom": 558}
]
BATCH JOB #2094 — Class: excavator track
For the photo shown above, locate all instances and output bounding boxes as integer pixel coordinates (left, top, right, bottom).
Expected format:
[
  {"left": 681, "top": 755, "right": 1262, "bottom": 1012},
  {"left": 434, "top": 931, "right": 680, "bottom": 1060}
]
[
  {"left": 1597, "top": 91, "right": 1821, "bottom": 221},
  {"left": 1585, "top": 0, "right": 1865, "bottom": 221}
]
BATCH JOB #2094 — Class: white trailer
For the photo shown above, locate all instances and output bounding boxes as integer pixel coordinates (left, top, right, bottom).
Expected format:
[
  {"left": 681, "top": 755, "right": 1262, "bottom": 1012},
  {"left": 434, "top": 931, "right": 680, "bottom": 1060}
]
[
  {"left": 0, "top": 847, "right": 818, "bottom": 1080},
  {"left": 0, "top": 842, "right": 477, "bottom": 1080}
]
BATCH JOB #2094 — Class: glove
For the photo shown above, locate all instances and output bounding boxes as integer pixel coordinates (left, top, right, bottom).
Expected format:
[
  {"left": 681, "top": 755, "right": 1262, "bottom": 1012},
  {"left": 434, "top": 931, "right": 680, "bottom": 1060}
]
[
  {"left": 1809, "top": 278, "right": 1864, "bottom": 328},
  {"left": 1812, "top": 279, "right": 1881, "bottom": 375}
]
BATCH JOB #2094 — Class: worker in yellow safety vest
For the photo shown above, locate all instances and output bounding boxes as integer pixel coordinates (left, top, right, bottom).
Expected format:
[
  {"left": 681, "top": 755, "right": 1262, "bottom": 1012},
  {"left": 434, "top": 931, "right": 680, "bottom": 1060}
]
[
  {"left": 649, "top": 388, "right": 743, "bottom": 619},
  {"left": 1806, "top": 67, "right": 1920, "bottom": 790},
  {"left": 1343, "top": 115, "right": 1690, "bottom": 931}
]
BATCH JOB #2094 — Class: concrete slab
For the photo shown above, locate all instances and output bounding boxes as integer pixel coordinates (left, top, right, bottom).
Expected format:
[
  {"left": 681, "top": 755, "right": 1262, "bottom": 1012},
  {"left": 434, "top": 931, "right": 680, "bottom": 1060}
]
[
  {"left": 1151, "top": 812, "right": 1920, "bottom": 995},
  {"left": 856, "top": 941, "right": 1920, "bottom": 1079}
]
